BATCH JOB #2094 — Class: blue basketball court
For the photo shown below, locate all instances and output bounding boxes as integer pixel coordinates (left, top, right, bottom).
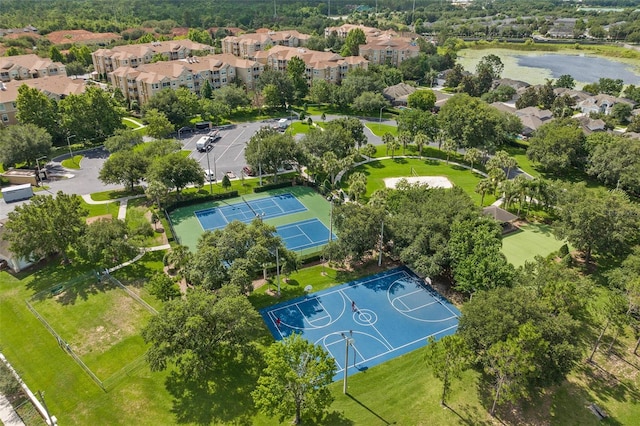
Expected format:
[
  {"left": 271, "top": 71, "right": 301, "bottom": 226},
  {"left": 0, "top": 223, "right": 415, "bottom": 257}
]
[
  {"left": 260, "top": 267, "right": 460, "bottom": 381},
  {"left": 194, "top": 193, "right": 307, "bottom": 231},
  {"left": 276, "top": 219, "right": 336, "bottom": 251}
]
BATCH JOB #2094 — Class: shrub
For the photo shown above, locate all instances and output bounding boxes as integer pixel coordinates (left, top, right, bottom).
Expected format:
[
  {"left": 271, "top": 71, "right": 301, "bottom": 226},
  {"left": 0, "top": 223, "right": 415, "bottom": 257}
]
[{"left": 558, "top": 243, "right": 569, "bottom": 258}]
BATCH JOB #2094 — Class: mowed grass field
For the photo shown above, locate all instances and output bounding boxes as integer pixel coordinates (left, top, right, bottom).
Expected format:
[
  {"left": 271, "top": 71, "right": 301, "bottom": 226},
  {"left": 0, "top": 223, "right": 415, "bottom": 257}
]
[
  {"left": 349, "top": 157, "right": 496, "bottom": 206},
  {"left": 169, "top": 186, "right": 332, "bottom": 254},
  {"left": 28, "top": 275, "right": 154, "bottom": 381},
  {"left": 501, "top": 223, "right": 567, "bottom": 267}
]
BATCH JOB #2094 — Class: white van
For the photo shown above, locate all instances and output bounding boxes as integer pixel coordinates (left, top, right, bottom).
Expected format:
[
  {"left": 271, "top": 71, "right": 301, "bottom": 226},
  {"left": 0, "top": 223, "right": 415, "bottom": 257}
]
[{"left": 196, "top": 135, "right": 213, "bottom": 152}]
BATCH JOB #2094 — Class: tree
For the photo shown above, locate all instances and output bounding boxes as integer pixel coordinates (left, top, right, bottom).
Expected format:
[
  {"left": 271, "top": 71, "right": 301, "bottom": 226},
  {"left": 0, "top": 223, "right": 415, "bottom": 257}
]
[
  {"left": 347, "top": 171, "right": 367, "bottom": 202},
  {"left": 0, "top": 124, "right": 52, "bottom": 168},
  {"left": 449, "top": 217, "right": 516, "bottom": 294},
  {"left": 4, "top": 192, "right": 86, "bottom": 262},
  {"left": 16, "top": 84, "right": 63, "bottom": 143},
  {"left": 623, "top": 84, "right": 640, "bottom": 103},
  {"left": 142, "top": 286, "right": 262, "bottom": 377},
  {"left": 397, "top": 108, "right": 438, "bottom": 140},
  {"left": 424, "top": 334, "right": 471, "bottom": 406},
  {"left": 256, "top": 69, "right": 295, "bottom": 108},
  {"left": 49, "top": 45, "right": 63, "bottom": 62},
  {"left": 78, "top": 218, "right": 138, "bottom": 268},
  {"left": 414, "top": 133, "right": 428, "bottom": 157},
  {"left": 221, "top": 174, "right": 231, "bottom": 191},
  {"left": 147, "top": 272, "right": 181, "bottom": 301},
  {"left": 144, "top": 108, "right": 175, "bottom": 139},
  {"left": 407, "top": 89, "right": 436, "bottom": 110},
  {"left": 147, "top": 153, "right": 204, "bottom": 195},
  {"left": 212, "top": 85, "right": 250, "bottom": 110},
  {"left": 554, "top": 74, "right": 576, "bottom": 89},
  {"left": 59, "top": 86, "right": 124, "bottom": 142},
  {"left": 199, "top": 98, "right": 231, "bottom": 125},
  {"left": 99, "top": 150, "right": 149, "bottom": 191},
  {"left": 475, "top": 54, "right": 504, "bottom": 94},
  {"left": 554, "top": 184, "right": 640, "bottom": 263},
  {"left": 325, "top": 203, "right": 384, "bottom": 266},
  {"left": 143, "top": 88, "right": 194, "bottom": 128},
  {"left": 515, "top": 86, "right": 539, "bottom": 110},
  {"left": 286, "top": 56, "right": 308, "bottom": 101},
  {"left": 352, "top": 92, "right": 389, "bottom": 114},
  {"left": 340, "top": 28, "right": 366, "bottom": 57},
  {"left": 200, "top": 79, "right": 213, "bottom": 99},
  {"left": 597, "top": 77, "right": 624, "bottom": 97},
  {"left": 611, "top": 103, "right": 632, "bottom": 124},
  {"left": 444, "top": 64, "right": 464, "bottom": 89},
  {"left": 309, "top": 80, "right": 334, "bottom": 104},
  {"left": 104, "top": 129, "right": 142, "bottom": 153},
  {"left": 252, "top": 333, "right": 336, "bottom": 425},
  {"left": 464, "top": 147, "right": 482, "bottom": 170},
  {"left": 538, "top": 80, "right": 556, "bottom": 110},
  {"left": 245, "top": 127, "right": 301, "bottom": 181},
  {"left": 586, "top": 133, "right": 640, "bottom": 194},
  {"left": 526, "top": 119, "right": 585, "bottom": 173},
  {"left": 382, "top": 133, "right": 399, "bottom": 158}
]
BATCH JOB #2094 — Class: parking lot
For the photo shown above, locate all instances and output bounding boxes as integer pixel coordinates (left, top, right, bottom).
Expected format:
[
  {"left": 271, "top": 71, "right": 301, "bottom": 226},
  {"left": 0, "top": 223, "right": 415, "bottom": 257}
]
[{"left": 180, "top": 121, "right": 268, "bottom": 182}]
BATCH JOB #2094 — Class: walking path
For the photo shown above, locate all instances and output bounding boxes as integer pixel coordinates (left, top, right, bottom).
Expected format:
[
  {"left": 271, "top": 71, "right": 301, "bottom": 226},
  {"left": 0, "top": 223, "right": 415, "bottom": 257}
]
[
  {"left": 81, "top": 193, "right": 145, "bottom": 220},
  {"left": 0, "top": 394, "right": 25, "bottom": 426}
]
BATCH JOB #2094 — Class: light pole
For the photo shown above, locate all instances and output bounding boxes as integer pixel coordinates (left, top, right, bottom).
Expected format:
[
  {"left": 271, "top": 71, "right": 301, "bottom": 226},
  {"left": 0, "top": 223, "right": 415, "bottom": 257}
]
[
  {"left": 379, "top": 107, "right": 384, "bottom": 132},
  {"left": 341, "top": 331, "right": 354, "bottom": 394},
  {"left": 35, "top": 156, "right": 47, "bottom": 185},
  {"left": 206, "top": 147, "right": 214, "bottom": 194},
  {"left": 378, "top": 219, "right": 384, "bottom": 267},
  {"left": 66, "top": 134, "right": 76, "bottom": 162},
  {"left": 275, "top": 246, "right": 281, "bottom": 297}
]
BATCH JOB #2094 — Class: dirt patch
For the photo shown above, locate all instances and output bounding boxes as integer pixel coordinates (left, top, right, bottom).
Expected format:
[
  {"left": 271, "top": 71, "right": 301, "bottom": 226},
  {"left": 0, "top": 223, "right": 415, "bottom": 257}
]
[{"left": 86, "top": 214, "right": 112, "bottom": 224}]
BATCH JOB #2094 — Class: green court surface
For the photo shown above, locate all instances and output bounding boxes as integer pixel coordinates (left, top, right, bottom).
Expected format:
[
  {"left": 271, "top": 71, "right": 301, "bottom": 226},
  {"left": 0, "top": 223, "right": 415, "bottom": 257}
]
[
  {"left": 169, "top": 186, "right": 332, "bottom": 255},
  {"left": 501, "top": 223, "right": 565, "bottom": 267}
]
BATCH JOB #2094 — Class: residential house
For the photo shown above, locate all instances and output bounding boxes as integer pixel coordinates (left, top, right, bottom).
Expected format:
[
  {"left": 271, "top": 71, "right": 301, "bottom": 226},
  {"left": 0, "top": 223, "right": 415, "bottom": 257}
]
[
  {"left": 575, "top": 115, "right": 606, "bottom": 135},
  {"left": 383, "top": 83, "right": 416, "bottom": 106},
  {"left": 0, "top": 54, "right": 66, "bottom": 82},
  {"left": 577, "top": 94, "right": 634, "bottom": 116},
  {"left": 92, "top": 40, "right": 215, "bottom": 76},
  {"left": 0, "top": 75, "right": 85, "bottom": 125},
  {"left": 547, "top": 18, "right": 576, "bottom": 38},
  {"left": 221, "top": 29, "right": 310, "bottom": 59},
  {"left": 253, "top": 46, "right": 367, "bottom": 86},
  {"left": 515, "top": 106, "right": 554, "bottom": 136}
]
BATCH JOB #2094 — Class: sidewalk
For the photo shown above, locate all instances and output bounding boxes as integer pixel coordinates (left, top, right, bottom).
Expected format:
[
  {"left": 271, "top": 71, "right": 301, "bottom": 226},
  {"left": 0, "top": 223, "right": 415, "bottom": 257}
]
[{"left": 0, "top": 393, "right": 25, "bottom": 426}]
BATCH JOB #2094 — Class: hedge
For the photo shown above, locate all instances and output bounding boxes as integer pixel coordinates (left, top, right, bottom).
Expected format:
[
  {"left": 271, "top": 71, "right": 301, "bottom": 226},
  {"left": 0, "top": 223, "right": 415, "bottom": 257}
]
[{"left": 165, "top": 190, "right": 239, "bottom": 213}]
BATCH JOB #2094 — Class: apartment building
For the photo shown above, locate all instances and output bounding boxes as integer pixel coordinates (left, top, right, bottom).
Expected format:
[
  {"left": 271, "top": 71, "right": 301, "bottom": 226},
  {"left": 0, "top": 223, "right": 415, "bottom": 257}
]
[
  {"left": 109, "top": 54, "right": 263, "bottom": 105},
  {"left": 0, "top": 75, "right": 85, "bottom": 125},
  {"left": 254, "top": 46, "right": 368, "bottom": 86},
  {"left": 324, "top": 24, "right": 390, "bottom": 39},
  {"left": 358, "top": 35, "right": 419, "bottom": 67},
  {"left": 0, "top": 54, "right": 66, "bottom": 82},
  {"left": 221, "top": 29, "right": 310, "bottom": 59},
  {"left": 92, "top": 40, "right": 215, "bottom": 76}
]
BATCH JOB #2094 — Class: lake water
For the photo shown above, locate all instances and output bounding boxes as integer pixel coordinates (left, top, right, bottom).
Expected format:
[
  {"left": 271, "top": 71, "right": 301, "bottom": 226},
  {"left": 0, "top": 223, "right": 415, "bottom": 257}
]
[{"left": 457, "top": 48, "right": 640, "bottom": 87}]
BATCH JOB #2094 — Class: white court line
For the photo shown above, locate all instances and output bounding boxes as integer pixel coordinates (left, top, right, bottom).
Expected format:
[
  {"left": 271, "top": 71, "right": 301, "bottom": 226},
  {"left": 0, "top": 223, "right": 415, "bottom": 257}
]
[
  {"left": 301, "top": 300, "right": 332, "bottom": 326},
  {"left": 394, "top": 296, "right": 438, "bottom": 312}
]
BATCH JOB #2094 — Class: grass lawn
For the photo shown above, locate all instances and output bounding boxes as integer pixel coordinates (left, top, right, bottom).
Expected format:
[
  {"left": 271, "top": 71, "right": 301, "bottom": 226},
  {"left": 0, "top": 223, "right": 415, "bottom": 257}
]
[
  {"left": 348, "top": 157, "right": 495, "bottom": 206},
  {"left": 61, "top": 155, "right": 83, "bottom": 169},
  {"left": 122, "top": 117, "right": 144, "bottom": 129},
  {"left": 90, "top": 188, "right": 144, "bottom": 202},
  {"left": 365, "top": 122, "right": 398, "bottom": 137},
  {"left": 504, "top": 146, "right": 541, "bottom": 178},
  {"left": 287, "top": 121, "right": 326, "bottom": 136},
  {"left": 501, "top": 222, "right": 566, "bottom": 267},
  {"left": 81, "top": 199, "right": 120, "bottom": 219}
]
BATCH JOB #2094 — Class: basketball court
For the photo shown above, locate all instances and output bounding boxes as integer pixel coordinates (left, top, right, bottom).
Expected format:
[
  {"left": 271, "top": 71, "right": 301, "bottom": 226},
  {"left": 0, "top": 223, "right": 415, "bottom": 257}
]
[{"left": 260, "top": 266, "right": 460, "bottom": 381}]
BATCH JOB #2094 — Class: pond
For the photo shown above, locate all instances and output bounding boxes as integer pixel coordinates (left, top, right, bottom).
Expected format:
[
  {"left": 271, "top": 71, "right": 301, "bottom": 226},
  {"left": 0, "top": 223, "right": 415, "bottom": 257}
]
[{"left": 457, "top": 48, "right": 640, "bottom": 88}]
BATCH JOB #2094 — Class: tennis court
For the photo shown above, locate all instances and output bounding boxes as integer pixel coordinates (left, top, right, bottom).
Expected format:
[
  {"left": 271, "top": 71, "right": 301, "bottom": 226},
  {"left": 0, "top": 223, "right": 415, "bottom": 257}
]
[
  {"left": 260, "top": 266, "right": 460, "bottom": 381},
  {"left": 277, "top": 219, "right": 336, "bottom": 251},
  {"left": 194, "top": 193, "right": 307, "bottom": 231}
]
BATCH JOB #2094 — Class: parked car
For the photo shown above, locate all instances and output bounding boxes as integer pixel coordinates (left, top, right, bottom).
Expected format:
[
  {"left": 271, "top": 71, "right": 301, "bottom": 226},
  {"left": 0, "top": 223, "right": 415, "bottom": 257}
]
[
  {"left": 242, "top": 166, "right": 256, "bottom": 176},
  {"left": 204, "top": 169, "right": 216, "bottom": 182}
]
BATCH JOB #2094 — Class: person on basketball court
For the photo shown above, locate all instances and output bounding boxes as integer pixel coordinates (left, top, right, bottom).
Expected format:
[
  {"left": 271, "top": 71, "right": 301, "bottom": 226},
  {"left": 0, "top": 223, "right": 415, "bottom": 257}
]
[
  {"left": 352, "top": 301, "right": 357, "bottom": 312},
  {"left": 275, "top": 317, "right": 281, "bottom": 328}
]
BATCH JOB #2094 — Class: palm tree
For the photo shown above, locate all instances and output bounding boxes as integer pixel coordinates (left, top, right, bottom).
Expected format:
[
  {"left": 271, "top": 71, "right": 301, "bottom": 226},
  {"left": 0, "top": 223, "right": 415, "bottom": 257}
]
[
  {"left": 464, "top": 147, "right": 482, "bottom": 171},
  {"left": 504, "top": 157, "right": 518, "bottom": 179},
  {"left": 347, "top": 172, "right": 367, "bottom": 203},
  {"left": 414, "top": 133, "right": 428, "bottom": 157},
  {"left": 382, "top": 132, "right": 395, "bottom": 156},
  {"left": 498, "top": 179, "right": 517, "bottom": 209},
  {"left": 475, "top": 178, "right": 493, "bottom": 206},
  {"left": 488, "top": 167, "right": 506, "bottom": 196},
  {"left": 398, "top": 131, "right": 412, "bottom": 155},
  {"left": 442, "top": 138, "right": 457, "bottom": 162},
  {"left": 164, "top": 245, "right": 192, "bottom": 277},
  {"left": 513, "top": 175, "right": 530, "bottom": 217}
]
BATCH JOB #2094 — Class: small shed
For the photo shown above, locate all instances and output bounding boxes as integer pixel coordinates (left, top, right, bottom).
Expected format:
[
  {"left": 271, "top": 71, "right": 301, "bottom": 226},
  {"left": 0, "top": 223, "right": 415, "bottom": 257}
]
[{"left": 483, "top": 205, "right": 519, "bottom": 234}]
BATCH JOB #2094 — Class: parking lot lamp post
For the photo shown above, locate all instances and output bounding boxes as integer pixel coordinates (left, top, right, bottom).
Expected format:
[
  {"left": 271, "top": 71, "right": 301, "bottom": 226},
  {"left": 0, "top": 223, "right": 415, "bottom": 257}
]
[
  {"left": 35, "top": 156, "right": 47, "bottom": 185},
  {"left": 341, "top": 331, "right": 354, "bottom": 394},
  {"left": 66, "top": 134, "right": 76, "bottom": 162},
  {"left": 206, "top": 148, "right": 214, "bottom": 193}
]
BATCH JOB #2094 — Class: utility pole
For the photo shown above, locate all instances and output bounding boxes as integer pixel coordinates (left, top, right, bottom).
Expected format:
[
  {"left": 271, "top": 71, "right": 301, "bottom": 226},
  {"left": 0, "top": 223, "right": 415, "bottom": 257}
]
[{"left": 206, "top": 147, "right": 214, "bottom": 193}]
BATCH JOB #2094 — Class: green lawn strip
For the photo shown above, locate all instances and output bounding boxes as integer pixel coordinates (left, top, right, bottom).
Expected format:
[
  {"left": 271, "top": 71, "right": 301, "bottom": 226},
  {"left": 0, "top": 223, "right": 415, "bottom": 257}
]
[
  {"left": 61, "top": 155, "right": 83, "bottom": 169},
  {"left": 365, "top": 122, "right": 398, "bottom": 137},
  {"left": 501, "top": 223, "right": 566, "bottom": 267},
  {"left": 504, "top": 146, "right": 541, "bottom": 178},
  {"left": 347, "top": 157, "right": 495, "bottom": 206},
  {"left": 287, "top": 121, "right": 326, "bottom": 136},
  {"left": 90, "top": 187, "right": 144, "bottom": 201},
  {"left": 81, "top": 199, "right": 120, "bottom": 218}
]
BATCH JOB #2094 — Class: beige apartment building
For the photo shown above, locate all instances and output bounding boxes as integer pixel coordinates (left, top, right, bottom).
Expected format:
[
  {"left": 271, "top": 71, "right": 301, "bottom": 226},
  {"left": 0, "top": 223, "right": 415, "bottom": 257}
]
[
  {"left": 358, "top": 35, "right": 419, "bottom": 67},
  {"left": 221, "top": 29, "right": 310, "bottom": 59},
  {"left": 92, "top": 40, "right": 215, "bottom": 76},
  {"left": 0, "top": 75, "right": 85, "bottom": 125},
  {"left": 254, "top": 46, "right": 368, "bottom": 86},
  {"left": 0, "top": 54, "right": 66, "bottom": 82},
  {"left": 109, "top": 54, "right": 263, "bottom": 105}
]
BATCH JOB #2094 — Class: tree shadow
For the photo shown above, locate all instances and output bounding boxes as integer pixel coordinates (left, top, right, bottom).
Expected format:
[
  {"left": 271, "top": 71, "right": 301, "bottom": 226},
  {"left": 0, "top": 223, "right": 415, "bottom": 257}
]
[
  {"left": 165, "top": 348, "right": 264, "bottom": 425},
  {"left": 345, "top": 393, "right": 395, "bottom": 425},
  {"left": 578, "top": 361, "right": 640, "bottom": 404}
]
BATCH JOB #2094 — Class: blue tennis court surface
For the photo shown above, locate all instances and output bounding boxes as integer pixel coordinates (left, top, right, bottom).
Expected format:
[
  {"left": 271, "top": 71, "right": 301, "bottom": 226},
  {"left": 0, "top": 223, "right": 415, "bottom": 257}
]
[
  {"left": 194, "top": 193, "right": 307, "bottom": 230},
  {"left": 260, "top": 266, "right": 460, "bottom": 381},
  {"left": 276, "top": 219, "right": 336, "bottom": 251}
]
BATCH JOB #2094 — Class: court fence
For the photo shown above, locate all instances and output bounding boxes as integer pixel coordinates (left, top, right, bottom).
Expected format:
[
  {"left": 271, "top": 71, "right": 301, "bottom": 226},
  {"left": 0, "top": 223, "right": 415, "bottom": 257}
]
[{"left": 25, "top": 273, "right": 156, "bottom": 392}]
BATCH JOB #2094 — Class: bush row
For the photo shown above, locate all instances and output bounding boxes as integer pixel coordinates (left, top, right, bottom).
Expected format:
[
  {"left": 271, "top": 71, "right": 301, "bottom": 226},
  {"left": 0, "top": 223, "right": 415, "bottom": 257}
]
[{"left": 165, "top": 190, "right": 239, "bottom": 213}]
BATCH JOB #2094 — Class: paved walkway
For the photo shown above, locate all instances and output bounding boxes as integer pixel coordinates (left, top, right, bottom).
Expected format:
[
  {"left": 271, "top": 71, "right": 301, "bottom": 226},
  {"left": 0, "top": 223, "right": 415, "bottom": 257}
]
[
  {"left": 81, "top": 193, "right": 145, "bottom": 220},
  {"left": 0, "top": 393, "right": 25, "bottom": 426}
]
